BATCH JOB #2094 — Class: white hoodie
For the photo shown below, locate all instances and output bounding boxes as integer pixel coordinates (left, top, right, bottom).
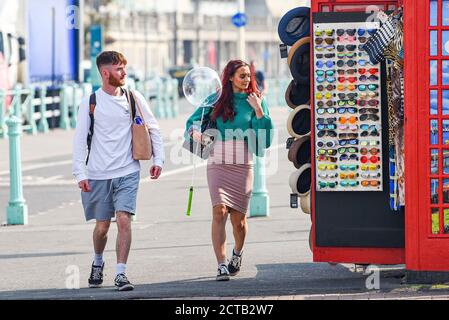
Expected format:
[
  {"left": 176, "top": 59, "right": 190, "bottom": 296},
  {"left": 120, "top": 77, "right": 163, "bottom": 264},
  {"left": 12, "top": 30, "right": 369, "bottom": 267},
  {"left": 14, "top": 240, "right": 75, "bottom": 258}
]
[{"left": 72, "top": 88, "right": 164, "bottom": 183}]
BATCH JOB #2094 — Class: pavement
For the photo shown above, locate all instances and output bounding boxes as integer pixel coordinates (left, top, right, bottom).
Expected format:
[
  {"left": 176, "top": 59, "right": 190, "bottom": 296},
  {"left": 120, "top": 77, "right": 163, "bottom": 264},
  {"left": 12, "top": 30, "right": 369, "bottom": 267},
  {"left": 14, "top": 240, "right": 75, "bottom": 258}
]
[{"left": 1, "top": 100, "right": 449, "bottom": 301}]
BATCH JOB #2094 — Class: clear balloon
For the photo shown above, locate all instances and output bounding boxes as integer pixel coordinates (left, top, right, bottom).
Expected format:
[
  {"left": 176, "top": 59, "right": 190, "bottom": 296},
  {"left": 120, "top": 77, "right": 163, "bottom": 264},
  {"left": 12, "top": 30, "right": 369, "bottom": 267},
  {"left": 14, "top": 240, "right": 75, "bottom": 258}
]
[{"left": 182, "top": 67, "right": 222, "bottom": 107}]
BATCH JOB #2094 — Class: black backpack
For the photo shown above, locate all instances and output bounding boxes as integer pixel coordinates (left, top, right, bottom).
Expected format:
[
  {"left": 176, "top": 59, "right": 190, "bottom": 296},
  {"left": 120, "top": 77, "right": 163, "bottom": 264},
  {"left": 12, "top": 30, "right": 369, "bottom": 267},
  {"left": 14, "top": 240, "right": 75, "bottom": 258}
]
[{"left": 85, "top": 88, "right": 136, "bottom": 165}]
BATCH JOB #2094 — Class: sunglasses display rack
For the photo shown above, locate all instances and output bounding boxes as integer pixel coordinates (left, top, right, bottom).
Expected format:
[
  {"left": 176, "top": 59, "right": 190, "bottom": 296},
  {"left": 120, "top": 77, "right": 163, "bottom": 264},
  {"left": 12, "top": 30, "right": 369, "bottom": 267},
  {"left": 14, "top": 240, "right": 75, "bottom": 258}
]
[{"left": 313, "top": 22, "right": 383, "bottom": 192}]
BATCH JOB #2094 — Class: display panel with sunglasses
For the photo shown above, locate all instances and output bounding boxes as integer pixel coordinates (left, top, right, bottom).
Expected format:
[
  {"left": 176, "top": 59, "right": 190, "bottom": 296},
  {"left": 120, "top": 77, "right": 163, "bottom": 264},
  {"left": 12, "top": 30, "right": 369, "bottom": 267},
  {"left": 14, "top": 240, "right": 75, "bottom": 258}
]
[{"left": 313, "top": 22, "right": 383, "bottom": 191}]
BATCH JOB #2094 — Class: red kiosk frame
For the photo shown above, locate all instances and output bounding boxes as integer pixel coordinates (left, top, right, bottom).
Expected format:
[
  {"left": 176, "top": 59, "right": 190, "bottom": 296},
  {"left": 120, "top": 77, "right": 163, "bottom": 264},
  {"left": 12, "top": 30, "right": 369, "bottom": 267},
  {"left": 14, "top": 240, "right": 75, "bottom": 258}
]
[{"left": 309, "top": 0, "right": 449, "bottom": 277}]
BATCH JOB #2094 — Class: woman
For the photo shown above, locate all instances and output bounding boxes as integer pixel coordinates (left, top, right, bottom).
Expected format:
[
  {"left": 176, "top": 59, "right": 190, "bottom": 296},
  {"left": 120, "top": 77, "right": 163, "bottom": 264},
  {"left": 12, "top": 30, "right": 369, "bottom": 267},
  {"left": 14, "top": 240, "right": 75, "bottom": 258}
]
[{"left": 185, "top": 60, "right": 274, "bottom": 281}]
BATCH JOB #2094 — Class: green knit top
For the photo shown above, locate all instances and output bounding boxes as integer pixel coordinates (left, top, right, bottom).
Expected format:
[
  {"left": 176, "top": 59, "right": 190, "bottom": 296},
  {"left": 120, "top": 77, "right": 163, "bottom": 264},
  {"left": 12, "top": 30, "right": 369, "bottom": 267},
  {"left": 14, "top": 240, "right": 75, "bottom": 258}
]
[{"left": 185, "top": 92, "right": 274, "bottom": 156}]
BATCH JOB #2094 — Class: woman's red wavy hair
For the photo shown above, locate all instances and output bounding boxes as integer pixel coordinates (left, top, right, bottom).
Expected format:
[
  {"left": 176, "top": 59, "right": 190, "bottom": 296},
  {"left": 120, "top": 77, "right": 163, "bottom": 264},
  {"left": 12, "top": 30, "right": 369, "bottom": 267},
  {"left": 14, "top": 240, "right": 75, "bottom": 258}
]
[{"left": 211, "top": 60, "right": 259, "bottom": 122}]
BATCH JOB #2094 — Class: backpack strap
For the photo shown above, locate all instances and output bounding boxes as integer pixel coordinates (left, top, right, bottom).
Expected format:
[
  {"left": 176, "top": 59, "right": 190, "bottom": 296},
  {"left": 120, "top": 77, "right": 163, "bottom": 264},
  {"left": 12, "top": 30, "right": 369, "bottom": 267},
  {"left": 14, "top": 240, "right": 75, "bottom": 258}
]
[
  {"left": 85, "top": 93, "right": 96, "bottom": 165},
  {"left": 120, "top": 87, "right": 136, "bottom": 119}
]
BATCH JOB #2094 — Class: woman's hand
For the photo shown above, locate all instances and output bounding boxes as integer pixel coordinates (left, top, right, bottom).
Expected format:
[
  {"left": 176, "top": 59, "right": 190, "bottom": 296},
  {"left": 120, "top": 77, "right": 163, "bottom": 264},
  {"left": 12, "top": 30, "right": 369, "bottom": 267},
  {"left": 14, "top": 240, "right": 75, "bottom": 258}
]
[
  {"left": 247, "top": 93, "right": 264, "bottom": 118},
  {"left": 191, "top": 130, "right": 203, "bottom": 143}
]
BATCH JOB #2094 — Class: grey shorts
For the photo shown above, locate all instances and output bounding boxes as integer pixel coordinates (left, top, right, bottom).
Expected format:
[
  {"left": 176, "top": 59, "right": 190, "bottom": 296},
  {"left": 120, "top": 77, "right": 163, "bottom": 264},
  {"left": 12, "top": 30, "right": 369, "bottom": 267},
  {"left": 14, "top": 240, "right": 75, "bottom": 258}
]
[{"left": 81, "top": 171, "right": 140, "bottom": 221}]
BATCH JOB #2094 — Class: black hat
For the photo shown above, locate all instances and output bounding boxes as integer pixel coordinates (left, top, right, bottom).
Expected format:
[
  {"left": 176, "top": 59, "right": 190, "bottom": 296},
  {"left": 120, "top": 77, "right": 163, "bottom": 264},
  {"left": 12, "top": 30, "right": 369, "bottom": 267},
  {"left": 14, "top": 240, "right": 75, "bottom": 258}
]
[
  {"left": 288, "top": 135, "right": 311, "bottom": 169},
  {"left": 278, "top": 7, "right": 311, "bottom": 46},
  {"left": 289, "top": 164, "right": 312, "bottom": 196},
  {"left": 286, "top": 104, "right": 311, "bottom": 139},
  {"left": 285, "top": 80, "right": 310, "bottom": 109},
  {"left": 288, "top": 37, "right": 310, "bottom": 84}
]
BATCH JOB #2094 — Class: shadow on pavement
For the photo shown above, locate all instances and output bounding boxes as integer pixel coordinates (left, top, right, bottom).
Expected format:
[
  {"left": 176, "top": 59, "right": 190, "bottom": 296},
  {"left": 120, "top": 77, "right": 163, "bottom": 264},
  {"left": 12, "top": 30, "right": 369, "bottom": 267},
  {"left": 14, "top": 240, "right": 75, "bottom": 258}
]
[{"left": 0, "top": 263, "right": 407, "bottom": 300}]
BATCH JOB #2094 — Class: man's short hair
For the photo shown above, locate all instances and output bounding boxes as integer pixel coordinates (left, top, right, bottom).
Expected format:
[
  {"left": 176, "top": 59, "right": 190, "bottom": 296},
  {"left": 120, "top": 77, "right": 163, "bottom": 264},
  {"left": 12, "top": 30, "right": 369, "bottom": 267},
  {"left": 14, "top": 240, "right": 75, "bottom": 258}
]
[{"left": 96, "top": 51, "right": 127, "bottom": 71}]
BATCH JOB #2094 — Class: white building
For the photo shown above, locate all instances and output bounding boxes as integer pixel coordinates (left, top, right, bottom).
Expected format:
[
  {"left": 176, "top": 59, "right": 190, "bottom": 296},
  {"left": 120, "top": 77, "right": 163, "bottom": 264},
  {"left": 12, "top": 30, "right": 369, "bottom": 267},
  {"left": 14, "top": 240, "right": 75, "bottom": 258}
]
[{"left": 87, "top": 0, "right": 309, "bottom": 78}]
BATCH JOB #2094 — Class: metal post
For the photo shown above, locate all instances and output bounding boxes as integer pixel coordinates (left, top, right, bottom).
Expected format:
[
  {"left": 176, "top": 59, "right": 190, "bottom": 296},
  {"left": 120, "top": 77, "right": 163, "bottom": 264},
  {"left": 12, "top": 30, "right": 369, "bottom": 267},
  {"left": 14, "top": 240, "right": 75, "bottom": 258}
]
[
  {"left": 70, "top": 84, "right": 78, "bottom": 128},
  {"left": 37, "top": 85, "right": 49, "bottom": 133},
  {"left": 6, "top": 115, "right": 28, "bottom": 225},
  {"left": 155, "top": 79, "right": 165, "bottom": 119},
  {"left": 59, "top": 84, "right": 70, "bottom": 130},
  {"left": 172, "top": 78, "right": 179, "bottom": 117},
  {"left": 238, "top": 0, "right": 246, "bottom": 60},
  {"left": 249, "top": 155, "right": 269, "bottom": 217},
  {"left": 24, "top": 87, "right": 37, "bottom": 135},
  {"left": 165, "top": 80, "right": 173, "bottom": 118},
  {"left": 0, "top": 89, "right": 7, "bottom": 138}
]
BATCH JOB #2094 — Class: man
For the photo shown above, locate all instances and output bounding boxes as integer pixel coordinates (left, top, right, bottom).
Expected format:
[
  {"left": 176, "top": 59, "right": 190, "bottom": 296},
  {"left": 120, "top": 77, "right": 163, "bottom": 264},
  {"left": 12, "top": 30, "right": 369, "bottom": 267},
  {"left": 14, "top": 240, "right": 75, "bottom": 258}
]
[
  {"left": 250, "top": 60, "right": 268, "bottom": 96},
  {"left": 72, "top": 51, "right": 164, "bottom": 291}
]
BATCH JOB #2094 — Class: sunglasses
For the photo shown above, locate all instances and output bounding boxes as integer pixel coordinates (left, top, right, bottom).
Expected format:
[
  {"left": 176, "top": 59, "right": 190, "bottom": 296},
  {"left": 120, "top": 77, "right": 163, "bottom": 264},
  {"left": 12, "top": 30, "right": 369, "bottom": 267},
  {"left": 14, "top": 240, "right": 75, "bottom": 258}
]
[
  {"left": 337, "top": 52, "right": 357, "bottom": 59},
  {"left": 339, "top": 116, "right": 358, "bottom": 124},
  {"left": 316, "top": 92, "right": 333, "bottom": 100},
  {"left": 318, "top": 172, "right": 339, "bottom": 179},
  {"left": 337, "top": 100, "right": 356, "bottom": 107},
  {"left": 339, "top": 124, "right": 358, "bottom": 131},
  {"left": 337, "top": 107, "right": 357, "bottom": 114},
  {"left": 361, "top": 164, "right": 380, "bottom": 171},
  {"left": 317, "top": 107, "right": 337, "bottom": 115},
  {"left": 358, "top": 44, "right": 366, "bottom": 51},
  {"left": 358, "top": 84, "right": 378, "bottom": 91},
  {"left": 337, "top": 60, "right": 357, "bottom": 67},
  {"left": 317, "top": 123, "right": 337, "bottom": 130},
  {"left": 338, "top": 76, "right": 357, "bottom": 83},
  {"left": 339, "top": 133, "right": 358, "bottom": 139},
  {"left": 317, "top": 155, "right": 338, "bottom": 162},
  {"left": 317, "top": 130, "right": 337, "bottom": 138},
  {"left": 357, "top": 28, "right": 377, "bottom": 36},
  {"left": 317, "top": 140, "right": 337, "bottom": 148},
  {"left": 340, "top": 164, "right": 358, "bottom": 171},
  {"left": 337, "top": 69, "right": 357, "bottom": 75},
  {"left": 318, "top": 148, "right": 338, "bottom": 156},
  {"left": 361, "top": 172, "right": 381, "bottom": 179},
  {"left": 358, "top": 99, "right": 380, "bottom": 107},
  {"left": 336, "top": 29, "right": 356, "bottom": 36},
  {"left": 358, "top": 36, "right": 367, "bottom": 43},
  {"left": 318, "top": 181, "right": 338, "bottom": 189},
  {"left": 360, "top": 140, "right": 379, "bottom": 147},
  {"left": 361, "top": 155, "right": 380, "bottom": 163},
  {"left": 316, "top": 70, "right": 335, "bottom": 77},
  {"left": 359, "top": 91, "right": 379, "bottom": 99},
  {"left": 359, "top": 75, "right": 379, "bottom": 82},
  {"left": 338, "top": 147, "right": 358, "bottom": 154},
  {"left": 316, "top": 45, "right": 336, "bottom": 52},
  {"left": 317, "top": 83, "right": 336, "bottom": 91},
  {"left": 359, "top": 68, "right": 379, "bottom": 75},
  {"left": 316, "top": 60, "right": 335, "bottom": 68},
  {"left": 315, "top": 37, "right": 335, "bottom": 45},
  {"left": 361, "top": 147, "right": 380, "bottom": 155},
  {"left": 359, "top": 108, "right": 379, "bottom": 114},
  {"left": 337, "top": 35, "right": 357, "bottom": 42},
  {"left": 340, "top": 154, "right": 359, "bottom": 161},
  {"left": 360, "top": 114, "right": 380, "bottom": 121},
  {"left": 360, "top": 124, "right": 380, "bottom": 131},
  {"left": 318, "top": 163, "right": 338, "bottom": 170},
  {"left": 338, "top": 93, "right": 358, "bottom": 100},
  {"left": 316, "top": 53, "right": 336, "bottom": 59},
  {"left": 337, "top": 45, "right": 357, "bottom": 52},
  {"left": 358, "top": 59, "right": 375, "bottom": 67},
  {"left": 317, "top": 117, "right": 336, "bottom": 124},
  {"left": 339, "top": 139, "right": 358, "bottom": 146},
  {"left": 361, "top": 129, "right": 380, "bottom": 137},
  {"left": 317, "top": 100, "right": 335, "bottom": 107},
  {"left": 337, "top": 84, "right": 357, "bottom": 91},
  {"left": 361, "top": 180, "right": 381, "bottom": 187},
  {"left": 340, "top": 172, "right": 358, "bottom": 179},
  {"left": 341, "top": 180, "right": 359, "bottom": 187},
  {"left": 315, "top": 29, "right": 334, "bottom": 37},
  {"left": 317, "top": 76, "right": 336, "bottom": 83}
]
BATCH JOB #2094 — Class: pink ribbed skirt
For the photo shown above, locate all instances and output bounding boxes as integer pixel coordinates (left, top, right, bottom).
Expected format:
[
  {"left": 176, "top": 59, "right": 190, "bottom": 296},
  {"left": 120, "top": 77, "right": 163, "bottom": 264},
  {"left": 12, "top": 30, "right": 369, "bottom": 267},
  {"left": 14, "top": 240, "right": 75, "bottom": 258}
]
[{"left": 207, "top": 140, "right": 254, "bottom": 214}]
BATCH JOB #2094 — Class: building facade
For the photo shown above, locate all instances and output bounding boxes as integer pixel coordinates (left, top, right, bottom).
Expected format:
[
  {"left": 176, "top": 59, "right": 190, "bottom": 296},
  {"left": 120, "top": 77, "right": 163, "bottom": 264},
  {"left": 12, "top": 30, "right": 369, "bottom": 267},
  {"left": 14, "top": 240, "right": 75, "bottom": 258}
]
[{"left": 85, "top": 0, "right": 306, "bottom": 78}]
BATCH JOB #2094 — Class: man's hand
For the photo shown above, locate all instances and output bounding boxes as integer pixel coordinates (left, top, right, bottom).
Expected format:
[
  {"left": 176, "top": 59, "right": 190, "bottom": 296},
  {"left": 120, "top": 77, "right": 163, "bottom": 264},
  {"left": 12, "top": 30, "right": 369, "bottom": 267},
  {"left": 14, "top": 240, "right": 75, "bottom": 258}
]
[
  {"left": 78, "top": 180, "right": 91, "bottom": 192},
  {"left": 150, "top": 165, "right": 162, "bottom": 180}
]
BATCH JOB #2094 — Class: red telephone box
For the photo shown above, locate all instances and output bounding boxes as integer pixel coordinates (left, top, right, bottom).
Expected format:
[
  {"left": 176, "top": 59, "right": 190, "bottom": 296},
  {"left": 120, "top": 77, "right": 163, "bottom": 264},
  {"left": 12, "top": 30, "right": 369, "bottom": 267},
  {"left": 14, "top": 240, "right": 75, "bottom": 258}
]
[{"left": 309, "top": 0, "right": 449, "bottom": 280}]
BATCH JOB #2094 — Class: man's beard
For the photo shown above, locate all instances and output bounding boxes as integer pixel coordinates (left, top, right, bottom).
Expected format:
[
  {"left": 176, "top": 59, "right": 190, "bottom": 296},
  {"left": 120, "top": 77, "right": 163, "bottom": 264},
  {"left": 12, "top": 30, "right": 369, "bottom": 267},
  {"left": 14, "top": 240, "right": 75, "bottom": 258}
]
[{"left": 108, "top": 74, "right": 125, "bottom": 87}]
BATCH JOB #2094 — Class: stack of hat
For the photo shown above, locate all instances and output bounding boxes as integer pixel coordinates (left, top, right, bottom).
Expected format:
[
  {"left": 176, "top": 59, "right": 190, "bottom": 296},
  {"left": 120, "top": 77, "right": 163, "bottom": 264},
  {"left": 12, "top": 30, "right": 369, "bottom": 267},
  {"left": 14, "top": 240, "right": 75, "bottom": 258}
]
[{"left": 278, "top": 6, "right": 312, "bottom": 215}]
